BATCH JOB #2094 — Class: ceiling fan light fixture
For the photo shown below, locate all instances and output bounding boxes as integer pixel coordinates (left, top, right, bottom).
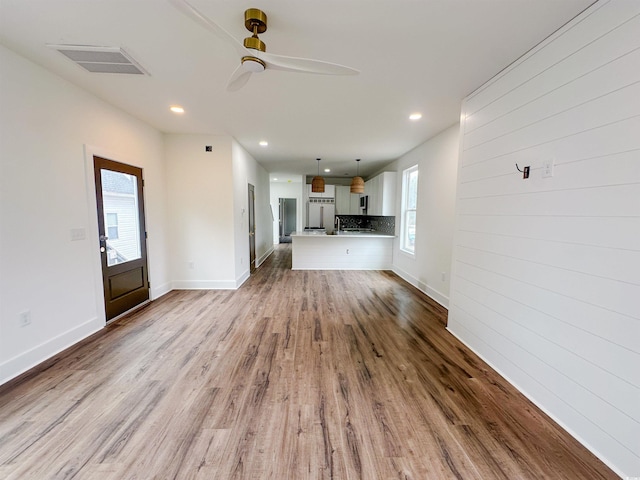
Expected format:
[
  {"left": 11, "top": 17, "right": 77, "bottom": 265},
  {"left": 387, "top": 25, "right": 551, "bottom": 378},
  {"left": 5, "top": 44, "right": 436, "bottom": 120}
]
[
  {"left": 311, "top": 158, "right": 325, "bottom": 193},
  {"left": 350, "top": 159, "right": 365, "bottom": 194},
  {"left": 241, "top": 56, "right": 266, "bottom": 73}
]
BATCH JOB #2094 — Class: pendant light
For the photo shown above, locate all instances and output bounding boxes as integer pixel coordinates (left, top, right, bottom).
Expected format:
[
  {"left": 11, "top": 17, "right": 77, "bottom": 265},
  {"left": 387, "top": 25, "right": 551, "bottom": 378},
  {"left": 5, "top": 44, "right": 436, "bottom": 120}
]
[
  {"left": 350, "top": 158, "right": 365, "bottom": 194},
  {"left": 311, "top": 158, "right": 325, "bottom": 193}
]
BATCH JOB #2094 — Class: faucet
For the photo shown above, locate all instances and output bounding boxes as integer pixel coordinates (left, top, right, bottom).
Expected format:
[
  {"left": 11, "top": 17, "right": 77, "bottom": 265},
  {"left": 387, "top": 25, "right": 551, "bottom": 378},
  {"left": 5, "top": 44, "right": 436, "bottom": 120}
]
[{"left": 335, "top": 216, "right": 341, "bottom": 232}]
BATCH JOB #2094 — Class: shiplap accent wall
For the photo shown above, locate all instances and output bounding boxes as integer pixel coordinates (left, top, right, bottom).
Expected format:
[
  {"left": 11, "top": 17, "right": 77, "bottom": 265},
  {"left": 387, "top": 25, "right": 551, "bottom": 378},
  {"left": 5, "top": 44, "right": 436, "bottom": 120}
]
[{"left": 447, "top": 1, "right": 640, "bottom": 477}]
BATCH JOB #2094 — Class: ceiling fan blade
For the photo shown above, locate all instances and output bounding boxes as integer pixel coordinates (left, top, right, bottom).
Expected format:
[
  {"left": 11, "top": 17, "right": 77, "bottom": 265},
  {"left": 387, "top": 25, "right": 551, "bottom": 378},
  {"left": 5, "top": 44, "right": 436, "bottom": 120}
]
[
  {"left": 256, "top": 51, "right": 359, "bottom": 76},
  {"left": 227, "top": 64, "right": 252, "bottom": 92},
  {"left": 169, "top": 0, "right": 249, "bottom": 58}
]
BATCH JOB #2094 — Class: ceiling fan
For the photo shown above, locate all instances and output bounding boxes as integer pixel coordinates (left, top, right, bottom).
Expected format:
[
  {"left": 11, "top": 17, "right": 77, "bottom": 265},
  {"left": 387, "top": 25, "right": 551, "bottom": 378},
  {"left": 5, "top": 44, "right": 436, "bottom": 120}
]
[{"left": 170, "top": 0, "right": 359, "bottom": 91}]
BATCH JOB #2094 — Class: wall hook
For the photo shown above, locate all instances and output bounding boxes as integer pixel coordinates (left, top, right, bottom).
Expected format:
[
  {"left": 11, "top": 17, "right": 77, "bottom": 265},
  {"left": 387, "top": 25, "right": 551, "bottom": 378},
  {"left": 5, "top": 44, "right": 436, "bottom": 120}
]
[{"left": 516, "top": 163, "right": 530, "bottom": 179}]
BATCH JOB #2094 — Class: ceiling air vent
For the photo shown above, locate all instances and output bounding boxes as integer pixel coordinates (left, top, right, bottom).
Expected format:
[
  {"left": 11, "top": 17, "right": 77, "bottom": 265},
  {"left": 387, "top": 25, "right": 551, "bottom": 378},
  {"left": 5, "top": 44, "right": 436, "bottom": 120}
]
[{"left": 48, "top": 45, "right": 149, "bottom": 75}]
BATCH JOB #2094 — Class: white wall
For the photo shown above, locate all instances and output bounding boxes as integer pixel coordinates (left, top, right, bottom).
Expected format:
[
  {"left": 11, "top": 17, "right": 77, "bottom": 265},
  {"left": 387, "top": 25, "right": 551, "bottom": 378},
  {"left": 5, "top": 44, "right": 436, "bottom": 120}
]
[
  {"left": 0, "top": 45, "right": 274, "bottom": 386},
  {"left": 0, "top": 44, "right": 170, "bottom": 384},
  {"left": 391, "top": 124, "right": 460, "bottom": 307},
  {"left": 231, "top": 140, "right": 273, "bottom": 279},
  {"left": 164, "top": 134, "right": 236, "bottom": 289},
  {"left": 448, "top": 2, "right": 640, "bottom": 477},
  {"left": 270, "top": 178, "right": 304, "bottom": 244}
]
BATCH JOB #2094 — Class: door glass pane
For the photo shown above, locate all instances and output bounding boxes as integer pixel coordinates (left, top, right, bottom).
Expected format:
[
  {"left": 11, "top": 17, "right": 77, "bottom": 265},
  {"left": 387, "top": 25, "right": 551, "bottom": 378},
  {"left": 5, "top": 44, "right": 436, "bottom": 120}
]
[{"left": 101, "top": 169, "right": 141, "bottom": 266}]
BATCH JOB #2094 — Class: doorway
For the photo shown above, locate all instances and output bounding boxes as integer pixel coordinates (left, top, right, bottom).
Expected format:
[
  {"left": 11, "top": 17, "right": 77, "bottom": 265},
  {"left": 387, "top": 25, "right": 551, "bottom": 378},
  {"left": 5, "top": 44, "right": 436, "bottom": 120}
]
[
  {"left": 93, "top": 156, "right": 149, "bottom": 322},
  {"left": 248, "top": 183, "right": 256, "bottom": 273},
  {"left": 278, "top": 198, "right": 296, "bottom": 243}
]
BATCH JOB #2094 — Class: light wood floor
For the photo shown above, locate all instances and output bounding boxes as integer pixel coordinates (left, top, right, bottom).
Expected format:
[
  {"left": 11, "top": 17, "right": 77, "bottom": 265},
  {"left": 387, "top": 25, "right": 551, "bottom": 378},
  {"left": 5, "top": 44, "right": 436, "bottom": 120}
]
[{"left": 0, "top": 245, "right": 616, "bottom": 479}]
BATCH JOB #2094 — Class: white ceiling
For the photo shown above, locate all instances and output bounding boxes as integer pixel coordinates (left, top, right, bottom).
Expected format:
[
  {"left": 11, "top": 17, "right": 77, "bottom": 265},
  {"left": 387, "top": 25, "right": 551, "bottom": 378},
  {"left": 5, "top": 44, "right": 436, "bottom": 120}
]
[{"left": 0, "top": 0, "right": 593, "bottom": 178}]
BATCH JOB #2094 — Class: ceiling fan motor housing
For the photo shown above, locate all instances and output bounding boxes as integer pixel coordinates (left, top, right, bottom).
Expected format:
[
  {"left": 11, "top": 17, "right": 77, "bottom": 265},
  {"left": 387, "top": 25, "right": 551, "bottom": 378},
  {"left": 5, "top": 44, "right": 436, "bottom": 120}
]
[
  {"left": 243, "top": 9, "right": 267, "bottom": 52},
  {"left": 243, "top": 36, "right": 266, "bottom": 52}
]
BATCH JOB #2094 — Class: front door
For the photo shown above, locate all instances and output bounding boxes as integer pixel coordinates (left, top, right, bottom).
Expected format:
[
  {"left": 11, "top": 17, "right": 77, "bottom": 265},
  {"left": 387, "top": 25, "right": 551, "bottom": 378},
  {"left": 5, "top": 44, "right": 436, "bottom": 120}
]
[
  {"left": 94, "top": 156, "right": 149, "bottom": 322},
  {"left": 248, "top": 183, "right": 256, "bottom": 273}
]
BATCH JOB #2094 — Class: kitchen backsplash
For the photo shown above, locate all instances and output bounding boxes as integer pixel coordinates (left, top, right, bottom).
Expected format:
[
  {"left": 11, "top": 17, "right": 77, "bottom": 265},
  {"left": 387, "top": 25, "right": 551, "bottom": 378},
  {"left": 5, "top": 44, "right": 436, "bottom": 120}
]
[{"left": 335, "top": 215, "right": 396, "bottom": 235}]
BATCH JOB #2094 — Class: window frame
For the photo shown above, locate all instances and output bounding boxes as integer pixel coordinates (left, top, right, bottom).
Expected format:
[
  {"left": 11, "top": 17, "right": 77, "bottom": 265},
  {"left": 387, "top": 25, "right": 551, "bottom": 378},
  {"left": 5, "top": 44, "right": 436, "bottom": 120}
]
[
  {"left": 400, "top": 165, "right": 418, "bottom": 255},
  {"left": 106, "top": 212, "right": 119, "bottom": 240}
]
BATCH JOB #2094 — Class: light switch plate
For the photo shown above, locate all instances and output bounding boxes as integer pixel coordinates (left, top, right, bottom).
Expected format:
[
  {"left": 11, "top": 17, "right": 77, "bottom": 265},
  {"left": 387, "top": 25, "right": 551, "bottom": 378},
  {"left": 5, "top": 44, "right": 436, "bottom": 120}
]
[{"left": 70, "top": 228, "right": 86, "bottom": 241}]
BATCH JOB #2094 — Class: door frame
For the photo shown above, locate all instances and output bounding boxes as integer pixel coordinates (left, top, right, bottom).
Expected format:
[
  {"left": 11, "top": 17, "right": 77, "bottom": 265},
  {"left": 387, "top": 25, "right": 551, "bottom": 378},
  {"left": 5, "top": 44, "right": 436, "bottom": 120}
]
[
  {"left": 248, "top": 183, "right": 256, "bottom": 273},
  {"left": 94, "top": 156, "right": 150, "bottom": 322},
  {"left": 84, "top": 145, "right": 151, "bottom": 325}
]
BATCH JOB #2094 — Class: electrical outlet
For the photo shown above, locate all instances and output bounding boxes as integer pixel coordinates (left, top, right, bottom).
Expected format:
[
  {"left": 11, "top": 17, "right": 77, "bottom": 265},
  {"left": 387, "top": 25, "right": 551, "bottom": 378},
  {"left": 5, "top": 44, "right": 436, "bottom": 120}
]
[
  {"left": 19, "top": 310, "right": 31, "bottom": 327},
  {"left": 542, "top": 158, "right": 555, "bottom": 178},
  {"left": 188, "top": 261, "right": 194, "bottom": 269},
  {"left": 346, "top": 249, "right": 350, "bottom": 255},
  {"left": 441, "top": 272, "right": 446, "bottom": 282}
]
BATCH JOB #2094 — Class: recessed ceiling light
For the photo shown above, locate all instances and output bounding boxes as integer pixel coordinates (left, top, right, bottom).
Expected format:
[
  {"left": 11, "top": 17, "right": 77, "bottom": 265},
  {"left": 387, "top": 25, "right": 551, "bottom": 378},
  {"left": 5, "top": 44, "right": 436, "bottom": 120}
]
[
  {"left": 170, "top": 105, "right": 185, "bottom": 114},
  {"left": 273, "top": 178, "right": 278, "bottom": 181},
  {"left": 409, "top": 113, "right": 422, "bottom": 120},
  {"left": 324, "top": 168, "right": 331, "bottom": 173},
  {"left": 259, "top": 140, "right": 268, "bottom": 147}
]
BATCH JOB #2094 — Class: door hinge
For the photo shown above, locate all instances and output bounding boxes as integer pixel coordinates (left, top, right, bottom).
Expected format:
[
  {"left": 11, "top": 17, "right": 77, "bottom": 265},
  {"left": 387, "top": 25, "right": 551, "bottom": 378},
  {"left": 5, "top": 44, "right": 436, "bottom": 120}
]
[{"left": 145, "top": 231, "right": 148, "bottom": 239}]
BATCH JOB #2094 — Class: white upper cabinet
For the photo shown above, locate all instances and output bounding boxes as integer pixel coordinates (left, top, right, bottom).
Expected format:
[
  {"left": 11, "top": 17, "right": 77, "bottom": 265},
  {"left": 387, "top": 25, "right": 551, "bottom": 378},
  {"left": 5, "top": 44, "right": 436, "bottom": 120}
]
[
  {"left": 335, "top": 185, "right": 361, "bottom": 214},
  {"left": 364, "top": 172, "right": 396, "bottom": 216}
]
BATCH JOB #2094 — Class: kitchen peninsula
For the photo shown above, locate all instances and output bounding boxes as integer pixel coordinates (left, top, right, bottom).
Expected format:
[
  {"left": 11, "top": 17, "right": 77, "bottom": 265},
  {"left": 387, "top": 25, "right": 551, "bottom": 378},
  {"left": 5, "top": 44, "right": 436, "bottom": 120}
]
[{"left": 291, "top": 215, "right": 395, "bottom": 270}]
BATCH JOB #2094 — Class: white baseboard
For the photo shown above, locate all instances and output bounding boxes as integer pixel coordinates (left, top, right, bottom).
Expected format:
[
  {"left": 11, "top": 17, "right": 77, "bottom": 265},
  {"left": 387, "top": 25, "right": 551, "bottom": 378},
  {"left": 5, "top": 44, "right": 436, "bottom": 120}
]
[
  {"left": 392, "top": 266, "right": 449, "bottom": 308},
  {"left": 235, "top": 269, "right": 250, "bottom": 288},
  {"left": 150, "top": 282, "right": 172, "bottom": 300},
  {"left": 0, "top": 317, "right": 103, "bottom": 386},
  {"left": 171, "top": 280, "right": 239, "bottom": 290},
  {"left": 256, "top": 246, "right": 274, "bottom": 268}
]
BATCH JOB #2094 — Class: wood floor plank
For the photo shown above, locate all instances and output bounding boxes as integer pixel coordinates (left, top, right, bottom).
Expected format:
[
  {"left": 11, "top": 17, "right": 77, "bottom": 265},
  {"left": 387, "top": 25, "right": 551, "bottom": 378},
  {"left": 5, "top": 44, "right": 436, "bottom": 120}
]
[{"left": 0, "top": 244, "right": 617, "bottom": 479}]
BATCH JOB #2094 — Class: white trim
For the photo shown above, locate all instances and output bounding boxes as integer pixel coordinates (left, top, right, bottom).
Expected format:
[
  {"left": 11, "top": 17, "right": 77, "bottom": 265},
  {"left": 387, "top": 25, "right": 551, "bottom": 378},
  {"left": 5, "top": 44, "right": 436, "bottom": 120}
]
[
  {"left": 83, "top": 144, "right": 110, "bottom": 326},
  {"left": 83, "top": 144, "right": 154, "bottom": 323},
  {"left": 400, "top": 164, "right": 418, "bottom": 255},
  {"left": 235, "top": 269, "right": 251, "bottom": 288},
  {"left": 171, "top": 280, "right": 240, "bottom": 290},
  {"left": 464, "top": 1, "right": 605, "bottom": 101},
  {"left": 445, "top": 326, "right": 627, "bottom": 479},
  {"left": 0, "top": 317, "right": 102, "bottom": 385},
  {"left": 392, "top": 265, "right": 449, "bottom": 309},
  {"left": 150, "top": 282, "right": 172, "bottom": 300},
  {"left": 256, "top": 246, "right": 274, "bottom": 268}
]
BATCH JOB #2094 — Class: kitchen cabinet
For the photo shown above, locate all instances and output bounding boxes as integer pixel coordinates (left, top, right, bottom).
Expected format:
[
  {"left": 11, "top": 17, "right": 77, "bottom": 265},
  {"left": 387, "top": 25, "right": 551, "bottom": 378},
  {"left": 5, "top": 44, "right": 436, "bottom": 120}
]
[
  {"left": 335, "top": 185, "right": 361, "bottom": 214},
  {"left": 364, "top": 171, "right": 396, "bottom": 216},
  {"left": 307, "top": 184, "right": 335, "bottom": 198}
]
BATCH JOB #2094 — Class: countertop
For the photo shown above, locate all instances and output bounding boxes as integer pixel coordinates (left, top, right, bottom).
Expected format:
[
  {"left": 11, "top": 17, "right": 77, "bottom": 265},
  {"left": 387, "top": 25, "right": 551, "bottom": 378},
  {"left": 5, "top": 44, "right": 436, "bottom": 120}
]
[{"left": 291, "top": 231, "right": 395, "bottom": 238}]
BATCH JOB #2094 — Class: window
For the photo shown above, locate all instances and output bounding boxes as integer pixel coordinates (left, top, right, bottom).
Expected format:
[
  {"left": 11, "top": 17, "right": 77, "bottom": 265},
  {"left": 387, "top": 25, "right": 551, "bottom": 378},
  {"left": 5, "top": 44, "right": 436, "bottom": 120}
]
[
  {"left": 106, "top": 212, "right": 119, "bottom": 240},
  {"left": 400, "top": 165, "right": 418, "bottom": 254}
]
